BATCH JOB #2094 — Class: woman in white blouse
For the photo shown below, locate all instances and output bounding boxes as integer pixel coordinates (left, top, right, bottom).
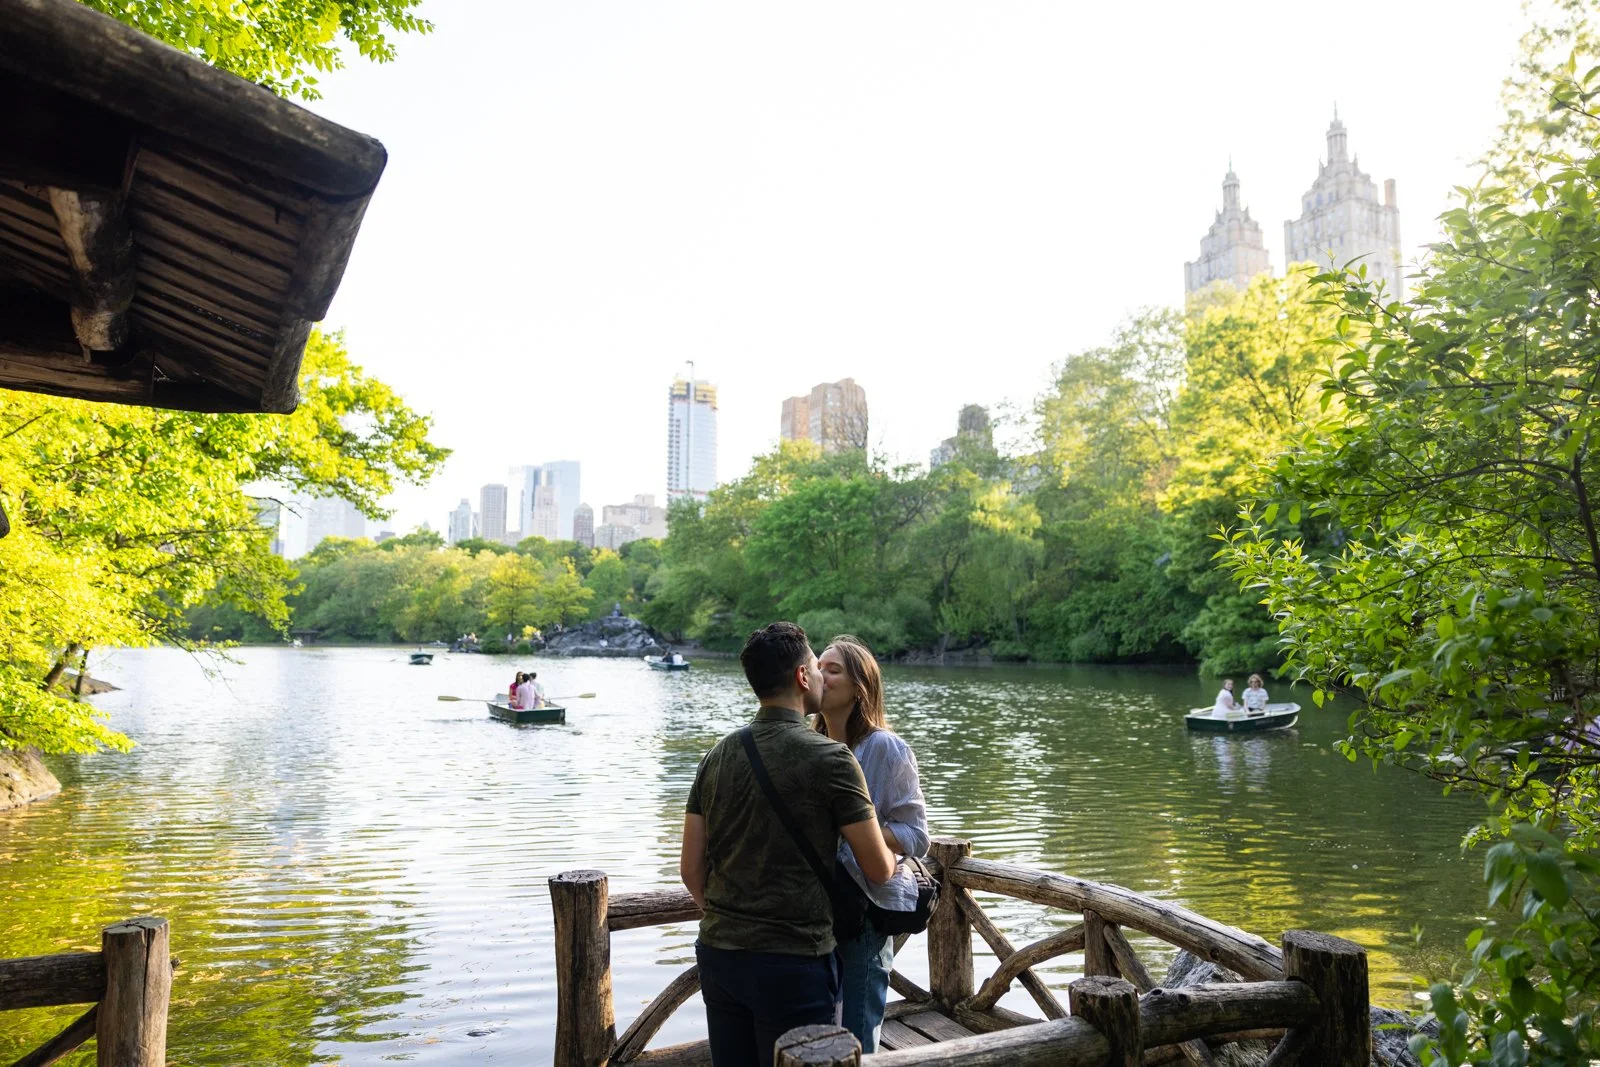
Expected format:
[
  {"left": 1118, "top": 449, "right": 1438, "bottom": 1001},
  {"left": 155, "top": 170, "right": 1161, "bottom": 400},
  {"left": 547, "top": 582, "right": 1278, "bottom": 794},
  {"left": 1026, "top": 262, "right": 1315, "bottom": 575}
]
[{"left": 816, "top": 635, "right": 929, "bottom": 1053}]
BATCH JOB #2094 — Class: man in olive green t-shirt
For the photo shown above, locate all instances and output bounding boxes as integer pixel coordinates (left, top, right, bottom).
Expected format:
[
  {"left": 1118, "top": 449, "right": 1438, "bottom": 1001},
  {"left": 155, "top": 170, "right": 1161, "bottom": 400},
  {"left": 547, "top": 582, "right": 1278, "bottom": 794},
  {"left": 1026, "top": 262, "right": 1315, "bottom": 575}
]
[{"left": 680, "top": 622, "right": 895, "bottom": 1067}]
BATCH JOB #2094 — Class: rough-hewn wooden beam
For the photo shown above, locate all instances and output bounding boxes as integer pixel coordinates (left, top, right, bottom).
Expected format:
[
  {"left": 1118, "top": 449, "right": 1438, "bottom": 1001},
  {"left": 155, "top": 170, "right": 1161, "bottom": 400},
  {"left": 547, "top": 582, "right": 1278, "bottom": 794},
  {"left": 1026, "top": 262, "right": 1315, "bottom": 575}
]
[
  {"left": 48, "top": 187, "right": 134, "bottom": 353},
  {"left": 0, "top": 0, "right": 387, "bottom": 199}
]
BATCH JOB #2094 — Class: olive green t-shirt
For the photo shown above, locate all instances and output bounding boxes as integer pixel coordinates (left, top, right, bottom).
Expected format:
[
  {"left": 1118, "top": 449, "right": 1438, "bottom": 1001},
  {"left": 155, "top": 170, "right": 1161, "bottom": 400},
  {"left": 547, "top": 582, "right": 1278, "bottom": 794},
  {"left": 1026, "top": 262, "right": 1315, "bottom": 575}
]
[{"left": 686, "top": 706, "right": 876, "bottom": 956}]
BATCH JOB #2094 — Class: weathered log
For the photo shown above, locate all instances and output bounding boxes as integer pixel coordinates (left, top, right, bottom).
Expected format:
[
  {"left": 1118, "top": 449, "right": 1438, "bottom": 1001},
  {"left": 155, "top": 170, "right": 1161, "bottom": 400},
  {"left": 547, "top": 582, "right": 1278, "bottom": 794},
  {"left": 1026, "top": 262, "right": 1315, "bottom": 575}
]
[
  {"left": 965, "top": 923, "right": 1083, "bottom": 1013},
  {"left": 927, "top": 839, "right": 974, "bottom": 1008},
  {"left": 48, "top": 186, "right": 134, "bottom": 353},
  {"left": 948, "top": 1001, "right": 1043, "bottom": 1034},
  {"left": 887, "top": 968, "right": 931, "bottom": 1003},
  {"left": 0, "top": 950, "right": 103, "bottom": 1010},
  {"left": 550, "top": 870, "right": 615, "bottom": 1067},
  {"left": 13, "top": 1004, "right": 97, "bottom": 1067},
  {"left": 1084, "top": 911, "right": 1118, "bottom": 978},
  {"left": 868, "top": 1018, "right": 1110, "bottom": 1067},
  {"left": 953, "top": 886, "right": 1067, "bottom": 1019},
  {"left": 1281, "top": 930, "right": 1368, "bottom": 1067},
  {"left": 607, "top": 888, "right": 701, "bottom": 931},
  {"left": 97, "top": 917, "right": 169, "bottom": 1067},
  {"left": 1261, "top": 1026, "right": 1311, "bottom": 1067},
  {"left": 1071, "top": 976, "right": 1142, "bottom": 1066},
  {"left": 1138, "top": 982, "right": 1320, "bottom": 1049},
  {"left": 1102, "top": 926, "right": 1216, "bottom": 1067},
  {"left": 900, "top": 1010, "right": 977, "bottom": 1043},
  {"left": 629, "top": 1039, "right": 711, "bottom": 1067},
  {"left": 949, "top": 858, "right": 1283, "bottom": 981},
  {"left": 611, "top": 964, "right": 698, "bottom": 1063},
  {"left": 775, "top": 1025, "right": 859, "bottom": 1067}
]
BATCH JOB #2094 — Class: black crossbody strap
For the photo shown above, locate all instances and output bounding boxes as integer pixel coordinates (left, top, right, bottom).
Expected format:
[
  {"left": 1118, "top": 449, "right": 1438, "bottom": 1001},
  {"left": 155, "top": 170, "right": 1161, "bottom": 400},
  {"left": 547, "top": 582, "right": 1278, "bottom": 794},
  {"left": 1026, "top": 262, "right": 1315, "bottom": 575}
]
[{"left": 738, "top": 725, "right": 836, "bottom": 897}]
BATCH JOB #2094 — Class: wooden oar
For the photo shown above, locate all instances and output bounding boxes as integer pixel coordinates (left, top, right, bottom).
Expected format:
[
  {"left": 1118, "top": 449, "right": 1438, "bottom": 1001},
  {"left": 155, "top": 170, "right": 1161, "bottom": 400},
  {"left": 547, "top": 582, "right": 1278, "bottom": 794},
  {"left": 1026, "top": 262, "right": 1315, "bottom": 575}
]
[{"left": 437, "top": 693, "right": 596, "bottom": 702}]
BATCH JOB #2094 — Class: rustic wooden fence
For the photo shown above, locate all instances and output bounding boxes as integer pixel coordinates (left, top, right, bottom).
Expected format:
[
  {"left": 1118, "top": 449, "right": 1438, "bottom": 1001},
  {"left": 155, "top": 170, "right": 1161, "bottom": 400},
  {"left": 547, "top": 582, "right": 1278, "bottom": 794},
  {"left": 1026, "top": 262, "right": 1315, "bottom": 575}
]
[
  {"left": 0, "top": 917, "right": 172, "bottom": 1067},
  {"left": 551, "top": 838, "right": 1371, "bottom": 1066}
]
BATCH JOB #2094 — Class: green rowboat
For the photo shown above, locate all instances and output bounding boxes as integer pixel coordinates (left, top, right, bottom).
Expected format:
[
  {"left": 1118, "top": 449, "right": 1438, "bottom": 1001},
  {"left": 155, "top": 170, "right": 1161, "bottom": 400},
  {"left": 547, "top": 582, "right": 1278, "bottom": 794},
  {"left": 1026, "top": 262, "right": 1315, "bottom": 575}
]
[
  {"left": 1184, "top": 702, "right": 1299, "bottom": 733},
  {"left": 487, "top": 702, "right": 566, "bottom": 726}
]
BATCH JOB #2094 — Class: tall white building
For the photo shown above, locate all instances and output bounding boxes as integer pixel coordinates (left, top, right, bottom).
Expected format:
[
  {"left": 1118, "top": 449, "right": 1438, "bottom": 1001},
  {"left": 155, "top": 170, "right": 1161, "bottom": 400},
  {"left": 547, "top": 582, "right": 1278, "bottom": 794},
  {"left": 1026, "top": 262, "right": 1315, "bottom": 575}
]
[
  {"left": 667, "top": 377, "right": 717, "bottom": 503},
  {"left": 573, "top": 503, "right": 595, "bottom": 549},
  {"left": 479, "top": 484, "right": 509, "bottom": 544},
  {"left": 447, "top": 499, "right": 474, "bottom": 545},
  {"left": 1284, "top": 115, "right": 1403, "bottom": 297},
  {"left": 1185, "top": 167, "right": 1272, "bottom": 294},
  {"left": 511, "top": 460, "right": 581, "bottom": 541}
]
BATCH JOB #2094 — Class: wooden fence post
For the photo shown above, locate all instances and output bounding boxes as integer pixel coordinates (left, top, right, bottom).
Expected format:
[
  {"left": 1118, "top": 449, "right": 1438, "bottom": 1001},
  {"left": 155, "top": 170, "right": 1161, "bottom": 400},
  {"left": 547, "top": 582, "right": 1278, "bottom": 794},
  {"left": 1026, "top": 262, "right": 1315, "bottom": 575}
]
[
  {"left": 1282, "top": 930, "right": 1369, "bottom": 1067},
  {"left": 97, "top": 918, "right": 169, "bottom": 1067},
  {"left": 1069, "top": 975, "right": 1141, "bottom": 1066},
  {"left": 927, "top": 838, "right": 973, "bottom": 1008},
  {"left": 1083, "top": 910, "right": 1118, "bottom": 978},
  {"left": 775, "top": 1024, "right": 860, "bottom": 1067},
  {"left": 550, "top": 870, "right": 615, "bottom": 1067}
]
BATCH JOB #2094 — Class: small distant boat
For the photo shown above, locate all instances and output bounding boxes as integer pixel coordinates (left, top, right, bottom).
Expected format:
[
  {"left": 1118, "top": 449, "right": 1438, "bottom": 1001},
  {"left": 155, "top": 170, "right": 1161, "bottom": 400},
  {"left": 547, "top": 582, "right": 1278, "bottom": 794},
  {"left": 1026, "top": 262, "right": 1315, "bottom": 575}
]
[
  {"left": 1185, "top": 702, "right": 1300, "bottom": 733},
  {"left": 409, "top": 652, "right": 434, "bottom": 665},
  {"left": 487, "top": 701, "right": 566, "bottom": 725},
  {"left": 644, "top": 655, "right": 691, "bottom": 672}
]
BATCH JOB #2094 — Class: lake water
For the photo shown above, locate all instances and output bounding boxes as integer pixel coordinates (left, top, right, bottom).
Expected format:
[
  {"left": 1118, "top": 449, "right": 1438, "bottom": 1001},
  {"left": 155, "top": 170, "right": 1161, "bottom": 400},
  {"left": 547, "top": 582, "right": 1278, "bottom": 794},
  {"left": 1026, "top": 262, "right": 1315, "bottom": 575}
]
[{"left": 0, "top": 646, "right": 1486, "bottom": 1065}]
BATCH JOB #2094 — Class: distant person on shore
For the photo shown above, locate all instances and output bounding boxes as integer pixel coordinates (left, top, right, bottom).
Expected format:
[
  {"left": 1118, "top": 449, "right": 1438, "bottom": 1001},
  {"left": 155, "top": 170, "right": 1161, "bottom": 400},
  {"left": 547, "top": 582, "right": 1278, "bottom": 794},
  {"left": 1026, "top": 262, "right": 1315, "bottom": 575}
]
[
  {"left": 680, "top": 622, "right": 894, "bottom": 1067},
  {"left": 1242, "top": 674, "right": 1270, "bottom": 712},
  {"left": 517, "top": 671, "right": 545, "bottom": 709},
  {"left": 1212, "top": 679, "right": 1244, "bottom": 717},
  {"left": 815, "top": 635, "right": 930, "bottom": 1053}
]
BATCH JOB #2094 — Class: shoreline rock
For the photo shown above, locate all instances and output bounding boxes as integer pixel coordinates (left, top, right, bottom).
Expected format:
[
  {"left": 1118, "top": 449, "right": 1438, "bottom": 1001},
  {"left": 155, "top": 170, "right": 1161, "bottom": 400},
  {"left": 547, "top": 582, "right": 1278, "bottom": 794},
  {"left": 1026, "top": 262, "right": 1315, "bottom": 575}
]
[
  {"left": 0, "top": 748, "right": 62, "bottom": 810},
  {"left": 542, "top": 616, "right": 668, "bottom": 659}
]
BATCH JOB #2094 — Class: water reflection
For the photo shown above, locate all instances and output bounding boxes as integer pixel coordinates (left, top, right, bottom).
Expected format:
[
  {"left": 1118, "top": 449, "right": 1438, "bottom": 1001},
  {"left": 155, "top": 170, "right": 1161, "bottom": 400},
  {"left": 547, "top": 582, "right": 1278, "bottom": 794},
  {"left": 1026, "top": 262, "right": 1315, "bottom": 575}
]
[{"left": 0, "top": 649, "right": 1483, "bottom": 1065}]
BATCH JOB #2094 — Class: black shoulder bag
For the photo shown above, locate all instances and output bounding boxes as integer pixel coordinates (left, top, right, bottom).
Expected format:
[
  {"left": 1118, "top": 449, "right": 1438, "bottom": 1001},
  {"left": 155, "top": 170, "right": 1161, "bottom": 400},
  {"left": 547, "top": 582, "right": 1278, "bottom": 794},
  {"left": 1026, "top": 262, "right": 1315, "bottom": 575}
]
[
  {"left": 737, "top": 726, "right": 870, "bottom": 941},
  {"left": 738, "top": 727, "right": 943, "bottom": 939}
]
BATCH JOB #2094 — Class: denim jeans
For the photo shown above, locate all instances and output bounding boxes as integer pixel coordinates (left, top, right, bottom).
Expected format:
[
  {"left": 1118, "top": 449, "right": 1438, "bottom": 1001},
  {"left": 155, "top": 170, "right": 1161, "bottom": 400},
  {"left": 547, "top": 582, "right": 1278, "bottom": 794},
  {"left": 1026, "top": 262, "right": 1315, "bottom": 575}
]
[
  {"left": 835, "top": 924, "right": 895, "bottom": 1052},
  {"left": 695, "top": 942, "right": 841, "bottom": 1067}
]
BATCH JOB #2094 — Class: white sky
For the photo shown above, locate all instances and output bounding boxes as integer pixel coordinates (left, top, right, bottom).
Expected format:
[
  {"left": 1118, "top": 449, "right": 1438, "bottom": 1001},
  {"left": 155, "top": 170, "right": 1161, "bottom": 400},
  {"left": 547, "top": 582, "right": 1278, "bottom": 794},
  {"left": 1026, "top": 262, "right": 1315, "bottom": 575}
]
[{"left": 302, "top": 1, "right": 1528, "bottom": 535}]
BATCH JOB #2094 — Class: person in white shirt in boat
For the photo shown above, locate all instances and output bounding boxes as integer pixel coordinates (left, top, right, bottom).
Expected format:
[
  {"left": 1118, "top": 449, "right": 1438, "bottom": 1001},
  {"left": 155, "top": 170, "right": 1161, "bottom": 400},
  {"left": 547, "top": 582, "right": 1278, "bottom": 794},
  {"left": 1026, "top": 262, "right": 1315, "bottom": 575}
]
[
  {"left": 670, "top": 652, "right": 685, "bottom": 665},
  {"left": 1242, "top": 674, "right": 1270, "bottom": 713},
  {"left": 516, "top": 671, "right": 546, "bottom": 709},
  {"left": 1212, "top": 679, "right": 1245, "bottom": 717}
]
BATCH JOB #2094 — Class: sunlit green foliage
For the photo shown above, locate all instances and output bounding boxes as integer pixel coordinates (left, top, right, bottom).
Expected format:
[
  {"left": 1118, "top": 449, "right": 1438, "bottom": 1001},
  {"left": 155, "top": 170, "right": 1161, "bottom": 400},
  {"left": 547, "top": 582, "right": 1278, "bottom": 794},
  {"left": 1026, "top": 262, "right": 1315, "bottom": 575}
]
[
  {"left": 79, "top": 0, "right": 431, "bottom": 100},
  {"left": 0, "top": 332, "right": 446, "bottom": 752}
]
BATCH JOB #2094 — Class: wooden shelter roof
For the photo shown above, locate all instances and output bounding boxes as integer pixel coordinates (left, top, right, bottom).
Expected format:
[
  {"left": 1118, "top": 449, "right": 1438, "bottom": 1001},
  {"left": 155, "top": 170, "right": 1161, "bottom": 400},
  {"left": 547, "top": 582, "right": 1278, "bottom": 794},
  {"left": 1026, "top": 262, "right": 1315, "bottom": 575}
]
[{"left": 0, "top": 0, "right": 388, "bottom": 414}]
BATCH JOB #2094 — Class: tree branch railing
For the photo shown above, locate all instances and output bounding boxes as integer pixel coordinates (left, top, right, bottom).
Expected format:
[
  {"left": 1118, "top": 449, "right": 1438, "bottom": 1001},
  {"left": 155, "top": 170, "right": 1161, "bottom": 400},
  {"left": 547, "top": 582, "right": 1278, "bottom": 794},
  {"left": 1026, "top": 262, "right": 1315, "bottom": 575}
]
[
  {"left": 551, "top": 838, "right": 1369, "bottom": 1067},
  {"left": 0, "top": 917, "right": 173, "bottom": 1067}
]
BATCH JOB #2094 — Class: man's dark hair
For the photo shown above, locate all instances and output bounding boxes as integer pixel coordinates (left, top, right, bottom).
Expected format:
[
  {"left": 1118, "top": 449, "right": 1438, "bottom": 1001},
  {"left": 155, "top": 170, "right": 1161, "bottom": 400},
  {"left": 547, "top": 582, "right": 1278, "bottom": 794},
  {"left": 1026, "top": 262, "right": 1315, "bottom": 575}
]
[{"left": 740, "top": 621, "right": 812, "bottom": 699}]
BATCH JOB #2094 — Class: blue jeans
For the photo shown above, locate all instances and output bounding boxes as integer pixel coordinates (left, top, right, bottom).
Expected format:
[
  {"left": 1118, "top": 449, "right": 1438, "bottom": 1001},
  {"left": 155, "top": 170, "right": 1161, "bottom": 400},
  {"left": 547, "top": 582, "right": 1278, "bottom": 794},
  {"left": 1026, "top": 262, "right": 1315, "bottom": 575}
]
[
  {"left": 696, "top": 942, "right": 840, "bottom": 1067},
  {"left": 836, "top": 924, "right": 895, "bottom": 1052}
]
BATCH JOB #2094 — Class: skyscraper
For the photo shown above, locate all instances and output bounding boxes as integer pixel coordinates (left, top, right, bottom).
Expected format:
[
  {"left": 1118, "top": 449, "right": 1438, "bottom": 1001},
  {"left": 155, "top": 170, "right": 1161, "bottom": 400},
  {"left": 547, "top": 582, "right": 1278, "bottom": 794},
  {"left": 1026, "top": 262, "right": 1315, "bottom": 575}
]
[
  {"left": 780, "top": 378, "right": 868, "bottom": 453},
  {"left": 573, "top": 503, "right": 594, "bottom": 549},
  {"left": 479, "top": 484, "right": 509, "bottom": 544},
  {"left": 602, "top": 494, "right": 668, "bottom": 540},
  {"left": 1284, "top": 114, "right": 1403, "bottom": 297},
  {"left": 1185, "top": 167, "right": 1272, "bottom": 294},
  {"left": 302, "top": 495, "right": 365, "bottom": 555},
  {"left": 667, "top": 375, "right": 717, "bottom": 503},
  {"left": 447, "top": 499, "right": 473, "bottom": 545},
  {"left": 511, "top": 460, "right": 582, "bottom": 541}
]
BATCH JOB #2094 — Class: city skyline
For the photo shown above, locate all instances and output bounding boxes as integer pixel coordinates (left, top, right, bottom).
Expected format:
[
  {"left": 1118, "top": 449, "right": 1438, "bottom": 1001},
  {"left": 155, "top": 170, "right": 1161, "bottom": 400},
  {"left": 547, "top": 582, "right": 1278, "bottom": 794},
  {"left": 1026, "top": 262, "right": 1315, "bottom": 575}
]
[{"left": 295, "top": 2, "right": 1524, "bottom": 535}]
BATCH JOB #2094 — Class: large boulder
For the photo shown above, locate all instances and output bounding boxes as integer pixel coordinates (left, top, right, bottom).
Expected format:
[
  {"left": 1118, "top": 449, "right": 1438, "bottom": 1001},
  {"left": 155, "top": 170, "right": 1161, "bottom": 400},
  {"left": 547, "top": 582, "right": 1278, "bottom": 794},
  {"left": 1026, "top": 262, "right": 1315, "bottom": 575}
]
[
  {"left": 1, "top": 748, "right": 61, "bottom": 810},
  {"left": 542, "top": 616, "right": 669, "bottom": 658},
  {"left": 1158, "top": 950, "right": 1433, "bottom": 1066}
]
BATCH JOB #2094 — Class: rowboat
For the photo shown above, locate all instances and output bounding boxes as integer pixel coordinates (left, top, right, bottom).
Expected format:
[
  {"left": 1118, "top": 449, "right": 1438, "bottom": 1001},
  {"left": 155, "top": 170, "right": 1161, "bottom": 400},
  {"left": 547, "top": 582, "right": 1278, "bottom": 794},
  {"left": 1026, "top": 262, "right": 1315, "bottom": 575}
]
[
  {"left": 644, "top": 656, "right": 690, "bottom": 672},
  {"left": 1185, "top": 702, "right": 1300, "bottom": 733},
  {"left": 487, "top": 701, "right": 566, "bottom": 726},
  {"left": 409, "top": 652, "right": 433, "bottom": 665}
]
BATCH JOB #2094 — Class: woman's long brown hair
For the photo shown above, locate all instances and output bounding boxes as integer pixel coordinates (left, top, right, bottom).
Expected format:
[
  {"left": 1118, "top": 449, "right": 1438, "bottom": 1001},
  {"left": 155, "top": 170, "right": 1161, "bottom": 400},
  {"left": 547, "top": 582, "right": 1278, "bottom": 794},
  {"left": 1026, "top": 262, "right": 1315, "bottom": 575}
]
[{"left": 816, "top": 634, "right": 888, "bottom": 748}]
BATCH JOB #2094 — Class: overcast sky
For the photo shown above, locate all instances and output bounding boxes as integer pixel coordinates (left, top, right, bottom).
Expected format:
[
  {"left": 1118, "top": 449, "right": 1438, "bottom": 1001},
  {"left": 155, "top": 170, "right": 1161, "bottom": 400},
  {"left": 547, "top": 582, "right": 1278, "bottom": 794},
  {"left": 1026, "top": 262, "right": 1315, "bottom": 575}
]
[{"left": 302, "top": 1, "right": 1528, "bottom": 535}]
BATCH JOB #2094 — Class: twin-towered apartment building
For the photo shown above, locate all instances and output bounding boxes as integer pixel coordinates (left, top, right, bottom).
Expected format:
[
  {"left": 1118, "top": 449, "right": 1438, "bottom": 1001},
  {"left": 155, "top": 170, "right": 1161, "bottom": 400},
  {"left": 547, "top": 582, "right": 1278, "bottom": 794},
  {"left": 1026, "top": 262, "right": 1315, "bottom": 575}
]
[{"left": 1185, "top": 114, "right": 1404, "bottom": 299}]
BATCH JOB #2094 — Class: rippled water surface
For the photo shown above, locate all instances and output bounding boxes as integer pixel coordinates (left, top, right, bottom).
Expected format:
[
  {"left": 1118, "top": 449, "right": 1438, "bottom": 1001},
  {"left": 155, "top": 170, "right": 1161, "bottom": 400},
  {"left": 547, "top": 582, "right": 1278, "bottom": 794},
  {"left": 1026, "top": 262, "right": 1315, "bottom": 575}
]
[{"left": 1, "top": 647, "right": 1485, "bottom": 1064}]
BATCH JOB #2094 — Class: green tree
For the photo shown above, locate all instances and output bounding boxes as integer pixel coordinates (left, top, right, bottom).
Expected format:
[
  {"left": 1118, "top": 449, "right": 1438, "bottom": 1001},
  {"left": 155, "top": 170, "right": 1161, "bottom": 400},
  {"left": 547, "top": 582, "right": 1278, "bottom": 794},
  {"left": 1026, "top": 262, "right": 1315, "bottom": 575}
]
[
  {"left": 2, "top": 332, "right": 446, "bottom": 752},
  {"left": 80, "top": 0, "right": 432, "bottom": 101}
]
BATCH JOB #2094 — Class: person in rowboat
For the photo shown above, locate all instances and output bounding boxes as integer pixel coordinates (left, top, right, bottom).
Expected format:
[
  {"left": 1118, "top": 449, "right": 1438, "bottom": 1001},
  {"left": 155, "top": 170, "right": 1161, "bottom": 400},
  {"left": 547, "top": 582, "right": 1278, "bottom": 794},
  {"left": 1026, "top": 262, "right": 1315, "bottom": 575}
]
[
  {"left": 516, "top": 671, "right": 545, "bottom": 709},
  {"left": 815, "top": 635, "right": 929, "bottom": 1053},
  {"left": 508, "top": 672, "right": 525, "bottom": 709},
  {"left": 1212, "top": 679, "right": 1245, "bottom": 718},
  {"left": 1242, "top": 674, "right": 1270, "bottom": 712}
]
